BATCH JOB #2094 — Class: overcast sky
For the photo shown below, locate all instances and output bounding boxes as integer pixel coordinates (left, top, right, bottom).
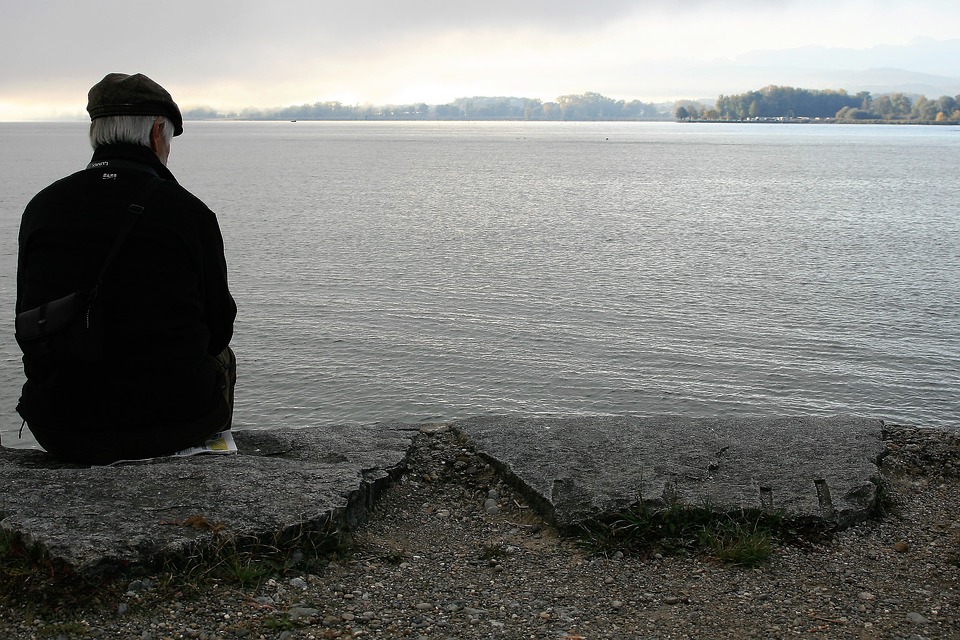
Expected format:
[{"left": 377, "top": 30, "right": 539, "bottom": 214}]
[{"left": 2, "top": 0, "right": 958, "bottom": 120}]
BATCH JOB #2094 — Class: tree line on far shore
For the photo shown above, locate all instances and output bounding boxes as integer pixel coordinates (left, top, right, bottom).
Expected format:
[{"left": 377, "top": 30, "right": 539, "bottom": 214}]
[
  {"left": 185, "top": 92, "right": 666, "bottom": 122},
  {"left": 675, "top": 86, "right": 960, "bottom": 123},
  {"left": 183, "top": 86, "right": 960, "bottom": 124}
]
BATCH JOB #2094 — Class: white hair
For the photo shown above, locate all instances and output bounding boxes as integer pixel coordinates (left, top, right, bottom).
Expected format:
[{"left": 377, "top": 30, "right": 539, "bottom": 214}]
[{"left": 89, "top": 115, "right": 174, "bottom": 149}]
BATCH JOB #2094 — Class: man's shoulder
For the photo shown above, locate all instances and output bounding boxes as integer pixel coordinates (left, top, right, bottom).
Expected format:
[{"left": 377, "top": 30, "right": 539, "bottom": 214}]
[
  {"left": 23, "top": 169, "right": 94, "bottom": 212},
  {"left": 154, "top": 179, "right": 216, "bottom": 217},
  {"left": 24, "top": 167, "right": 218, "bottom": 224}
]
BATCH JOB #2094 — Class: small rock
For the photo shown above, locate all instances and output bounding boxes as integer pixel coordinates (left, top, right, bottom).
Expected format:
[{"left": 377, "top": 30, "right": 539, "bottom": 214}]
[
  {"left": 906, "top": 612, "right": 929, "bottom": 624},
  {"left": 127, "top": 579, "right": 153, "bottom": 593},
  {"left": 859, "top": 592, "right": 876, "bottom": 601},
  {"left": 288, "top": 607, "right": 319, "bottom": 620},
  {"left": 894, "top": 541, "right": 910, "bottom": 553},
  {"left": 420, "top": 424, "right": 449, "bottom": 434},
  {"left": 664, "top": 596, "right": 680, "bottom": 605}
]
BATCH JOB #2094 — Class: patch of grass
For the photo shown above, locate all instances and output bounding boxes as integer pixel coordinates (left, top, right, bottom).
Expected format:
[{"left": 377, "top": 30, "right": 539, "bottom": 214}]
[
  {"left": 156, "top": 518, "right": 347, "bottom": 594},
  {"left": 1, "top": 527, "right": 52, "bottom": 581},
  {"left": 700, "top": 517, "right": 774, "bottom": 568},
  {"left": 264, "top": 614, "right": 297, "bottom": 631},
  {"left": 0, "top": 527, "right": 118, "bottom": 611},
  {"left": 1, "top": 515, "right": 350, "bottom": 614},
  {"left": 871, "top": 476, "right": 897, "bottom": 517},
  {"left": 576, "top": 500, "right": 804, "bottom": 567},
  {"left": 0, "top": 526, "right": 12, "bottom": 557},
  {"left": 218, "top": 554, "right": 277, "bottom": 588}
]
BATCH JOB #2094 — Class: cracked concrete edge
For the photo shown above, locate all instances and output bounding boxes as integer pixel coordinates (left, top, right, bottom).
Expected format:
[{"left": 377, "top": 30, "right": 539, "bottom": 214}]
[
  {"left": 0, "top": 423, "right": 423, "bottom": 577},
  {"left": 451, "top": 415, "right": 893, "bottom": 533},
  {"left": 3, "top": 419, "right": 955, "bottom": 576}
]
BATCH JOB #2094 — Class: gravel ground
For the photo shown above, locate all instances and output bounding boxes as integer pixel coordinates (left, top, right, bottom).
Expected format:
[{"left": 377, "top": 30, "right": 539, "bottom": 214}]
[{"left": 1, "top": 425, "right": 958, "bottom": 640}]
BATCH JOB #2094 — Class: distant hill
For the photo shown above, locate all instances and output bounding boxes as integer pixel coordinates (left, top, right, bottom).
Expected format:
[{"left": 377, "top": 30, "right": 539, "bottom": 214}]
[{"left": 729, "top": 39, "right": 960, "bottom": 98}]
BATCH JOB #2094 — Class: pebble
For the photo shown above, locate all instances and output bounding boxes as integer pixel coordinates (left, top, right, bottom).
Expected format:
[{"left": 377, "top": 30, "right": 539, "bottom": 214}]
[
  {"left": 287, "top": 606, "right": 318, "bottom": 620},
  {"left": 906, "top": 612, "right": 930, "bottom": 624},
  {"left": 127, "top": 579, "right": 154, "bottom": 593}
]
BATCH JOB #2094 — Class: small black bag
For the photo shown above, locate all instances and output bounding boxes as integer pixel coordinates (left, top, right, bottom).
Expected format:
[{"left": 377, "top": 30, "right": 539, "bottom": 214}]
[
  {"left": 14, "top": 172, "right": 162, "bottom": 364},
  {"left": 15, "top": 289, "right": 104, "bottom": 362}
]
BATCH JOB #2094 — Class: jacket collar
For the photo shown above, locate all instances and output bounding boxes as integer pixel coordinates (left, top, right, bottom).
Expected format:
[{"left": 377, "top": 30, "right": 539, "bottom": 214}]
[{"left": 89, "top": 144, "right": 177, "bottom": 182}]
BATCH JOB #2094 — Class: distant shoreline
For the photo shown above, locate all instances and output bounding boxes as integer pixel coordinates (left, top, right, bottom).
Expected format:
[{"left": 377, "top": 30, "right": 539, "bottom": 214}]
[{"left": 681, "top": 118, "right": 958, "bottom": 125}]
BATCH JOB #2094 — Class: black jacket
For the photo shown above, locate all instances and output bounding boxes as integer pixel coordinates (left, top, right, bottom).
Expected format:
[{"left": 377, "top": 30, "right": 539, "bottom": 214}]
[{"left": 16, "top": 144, "right": 237, "bottom": 431}]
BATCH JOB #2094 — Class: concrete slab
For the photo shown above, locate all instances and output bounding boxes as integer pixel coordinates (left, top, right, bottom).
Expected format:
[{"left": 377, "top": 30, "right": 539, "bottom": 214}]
[
  {"left": 453, "top": 415, "right": 886, "bottom": 530},
  {"left": 1, "top": 415, "right": 888, "bottom": 576},
  {"left": 0, "top": 423, "right": 418, "bottom": 576}
]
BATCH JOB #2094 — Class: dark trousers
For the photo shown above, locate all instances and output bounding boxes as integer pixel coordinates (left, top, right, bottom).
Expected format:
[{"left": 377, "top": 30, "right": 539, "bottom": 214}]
[{"left": 30, "top": 347, "right": 237, "bottom": 465}]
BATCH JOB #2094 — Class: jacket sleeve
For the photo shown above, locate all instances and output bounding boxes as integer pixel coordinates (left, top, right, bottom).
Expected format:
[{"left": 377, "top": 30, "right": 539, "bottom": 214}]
[{"left": 199, "top": 209, "right": 237, "bottom": 355}]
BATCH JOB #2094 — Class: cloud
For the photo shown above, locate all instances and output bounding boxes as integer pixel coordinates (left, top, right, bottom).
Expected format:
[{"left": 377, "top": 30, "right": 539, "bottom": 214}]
[{"left": 2, "top": 0, "right": 959, "bottom": 119}]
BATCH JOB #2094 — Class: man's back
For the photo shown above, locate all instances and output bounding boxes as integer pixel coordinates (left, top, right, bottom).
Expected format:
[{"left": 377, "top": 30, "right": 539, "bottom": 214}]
[{"left": 15, "top": 74, "right": 237, "bottom": 464}]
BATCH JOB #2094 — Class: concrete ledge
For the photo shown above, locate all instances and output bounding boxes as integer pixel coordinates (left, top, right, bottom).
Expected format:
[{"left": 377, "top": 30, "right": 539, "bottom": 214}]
[
  {"left": 1, "top": 415, "right": 891, "bottom": 576},
  {"left": 0, "top": 423, "right": 419, "bottom": 576},
  {"left": 454, "top": 415, "right": 886, "bottom": 530}
]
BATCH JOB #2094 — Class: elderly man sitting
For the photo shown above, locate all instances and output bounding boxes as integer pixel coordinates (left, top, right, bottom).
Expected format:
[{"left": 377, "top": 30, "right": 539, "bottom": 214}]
[{"left": 15, "top": 73, "right": 237, "bottom": 464}]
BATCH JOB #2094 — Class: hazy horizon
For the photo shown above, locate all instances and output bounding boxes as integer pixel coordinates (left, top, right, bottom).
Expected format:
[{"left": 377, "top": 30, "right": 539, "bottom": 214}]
[{"left": 2, "top": 1, "right": 959, "bottom": 122}]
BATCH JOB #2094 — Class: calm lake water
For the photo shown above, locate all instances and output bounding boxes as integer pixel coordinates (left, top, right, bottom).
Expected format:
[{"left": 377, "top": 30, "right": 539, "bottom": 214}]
[{"left": 2, "top": 121, "right": 959, "bottom": 449}]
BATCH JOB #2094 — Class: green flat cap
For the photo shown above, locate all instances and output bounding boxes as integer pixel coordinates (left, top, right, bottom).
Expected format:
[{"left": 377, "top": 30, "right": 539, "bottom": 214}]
[{"left": 87, "top": 72, "right": 183, "bottom": 136}]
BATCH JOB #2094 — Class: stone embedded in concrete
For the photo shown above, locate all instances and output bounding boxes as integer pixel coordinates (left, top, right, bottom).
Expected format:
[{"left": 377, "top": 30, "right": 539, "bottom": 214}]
[
  {"left": 453, "top": 415, "right": 886, "bottom": 530},
  {"left": 0, "top": 424, "right": 418, "bottom": 576}
]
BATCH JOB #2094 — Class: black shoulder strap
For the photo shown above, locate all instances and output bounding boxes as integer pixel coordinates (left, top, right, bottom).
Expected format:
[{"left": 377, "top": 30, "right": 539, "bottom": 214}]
[{"left": 88, "top": 176, "right": 164, "bottom": 302}]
